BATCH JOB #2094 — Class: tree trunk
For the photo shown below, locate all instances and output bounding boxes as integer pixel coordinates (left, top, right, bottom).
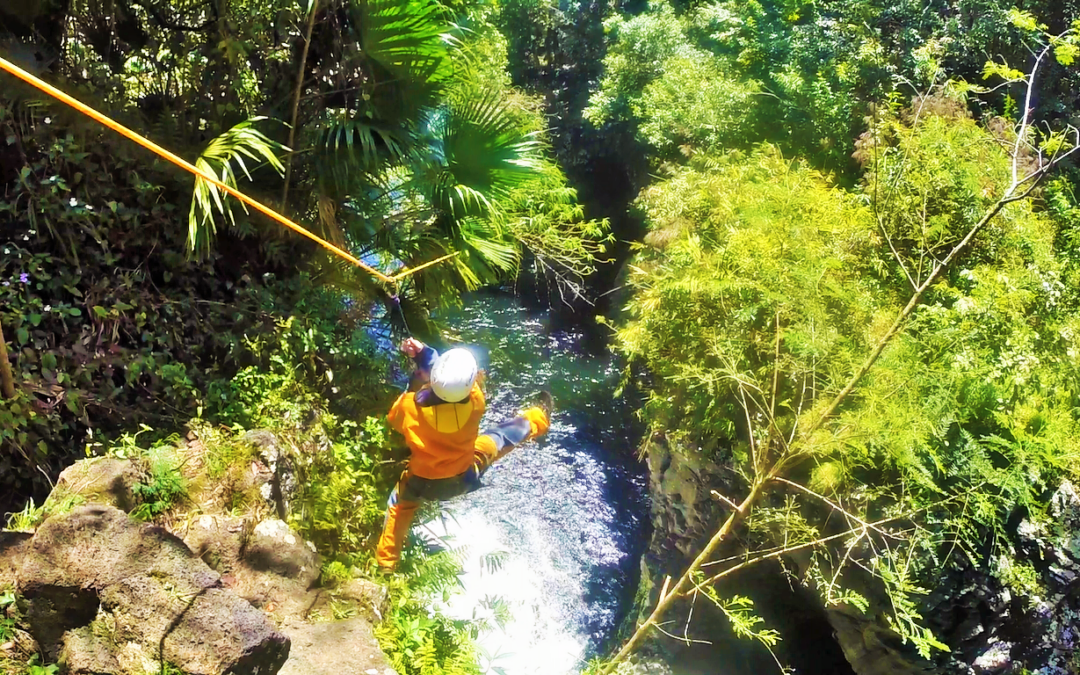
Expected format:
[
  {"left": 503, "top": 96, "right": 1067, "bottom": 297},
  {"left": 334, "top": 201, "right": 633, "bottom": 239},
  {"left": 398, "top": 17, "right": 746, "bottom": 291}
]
[
  {"left": 0, "top": 318, "right": 16, "bottom": 399},
  {"left": 281, "top": 0, "right": 319, "bottom": 208}
]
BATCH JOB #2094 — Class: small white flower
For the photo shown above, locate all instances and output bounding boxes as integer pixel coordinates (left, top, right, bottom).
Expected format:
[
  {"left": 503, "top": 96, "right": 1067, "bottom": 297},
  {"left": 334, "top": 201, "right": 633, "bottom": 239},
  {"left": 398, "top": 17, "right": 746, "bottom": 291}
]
[
  {"left": 86, "top": 205, "right": 94, "bottom": 211},
  {"left": 22, "top": 235, "right": 28, "bottom": 241},
  {"left": 69, "top": 197, "right": 77, "bottom": 207},
  {"left": 43, "top": 305, "right": 51, "bottom": 312},
  {"left": 2, "top": 248, "right": 8, "bottom": 255},
  {"left": 44, "top": 117, "right": 51, "bottom": 124}
]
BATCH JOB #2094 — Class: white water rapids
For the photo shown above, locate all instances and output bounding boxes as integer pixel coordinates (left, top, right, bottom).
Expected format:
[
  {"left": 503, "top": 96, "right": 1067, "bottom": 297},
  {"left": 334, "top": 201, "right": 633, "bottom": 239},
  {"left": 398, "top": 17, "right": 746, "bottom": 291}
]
[{"left": 409, "top": 294, "right": 648, "bottom": 675}]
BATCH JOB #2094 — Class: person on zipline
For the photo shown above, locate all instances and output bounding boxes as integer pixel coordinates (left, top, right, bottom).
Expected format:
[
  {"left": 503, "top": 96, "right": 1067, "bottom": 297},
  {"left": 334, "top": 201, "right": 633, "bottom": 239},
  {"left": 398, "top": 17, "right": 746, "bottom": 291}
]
[{"left": 376, "top": 337, "right": 553, "bottom": 571}]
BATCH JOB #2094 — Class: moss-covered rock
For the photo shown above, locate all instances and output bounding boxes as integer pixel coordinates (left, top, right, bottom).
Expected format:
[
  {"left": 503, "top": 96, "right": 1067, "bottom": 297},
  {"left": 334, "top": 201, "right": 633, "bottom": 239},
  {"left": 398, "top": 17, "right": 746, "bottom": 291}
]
[
  {"left": 100, "top": 574, "right": 289, "bottom": 675},
  {"left": 58, "top": 625, "right": 121, "bottom": 675},
  {"left": 48, "top": 458, "right": 140, "bottom": 513},
  {"left": 0, "top": 532, "right": 32, "bottom": 591},
  {"left": 15, "top": 505, "right": 289, "bottom": 674}
]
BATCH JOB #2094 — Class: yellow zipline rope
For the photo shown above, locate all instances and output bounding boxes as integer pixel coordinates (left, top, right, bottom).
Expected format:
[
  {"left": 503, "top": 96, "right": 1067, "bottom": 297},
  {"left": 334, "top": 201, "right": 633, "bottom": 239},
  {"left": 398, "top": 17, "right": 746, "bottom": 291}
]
[{"left": 0, "top": 55, "right": 457, "bottom": 285}]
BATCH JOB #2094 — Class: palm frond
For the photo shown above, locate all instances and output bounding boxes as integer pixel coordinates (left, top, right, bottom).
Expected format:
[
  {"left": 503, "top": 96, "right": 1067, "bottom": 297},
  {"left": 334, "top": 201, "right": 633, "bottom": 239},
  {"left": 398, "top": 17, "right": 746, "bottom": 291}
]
[
  {"left": 356, "top": 0, "right": 455, "bottom": 81},
  {"left": 351, "top": 0, "right": 458, "bottom": 121},
  {"left": 313, "top": 117, "right": 408, "bottom": 196},
  {"left": 447, "top": 217, "right": 519, "bottom": 290},
  {"left": 431, "top": 92, "right": 542, "bottom": 219},
  {"left": 188, "top": 117, "right": 286, "bottom": 256}
]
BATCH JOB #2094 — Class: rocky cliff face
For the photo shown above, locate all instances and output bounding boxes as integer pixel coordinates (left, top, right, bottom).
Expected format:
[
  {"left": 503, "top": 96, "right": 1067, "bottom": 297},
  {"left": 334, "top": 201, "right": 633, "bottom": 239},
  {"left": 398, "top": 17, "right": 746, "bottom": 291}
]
[
  {"left": 919, "top": 481, "right": 1080, "bottom": 675},
  {"left": 634, "top": 440, "right": 1080, "bottom": 675},
  {"left": 0, "top": 430, "right": 395, "bottom": 675}
]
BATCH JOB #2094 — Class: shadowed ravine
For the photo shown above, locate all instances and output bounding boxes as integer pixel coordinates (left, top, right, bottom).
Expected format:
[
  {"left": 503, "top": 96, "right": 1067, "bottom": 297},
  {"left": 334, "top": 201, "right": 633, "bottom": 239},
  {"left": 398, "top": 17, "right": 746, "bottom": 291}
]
[{"left": 412, "top": 292, "right": 650, "bottom": 674}]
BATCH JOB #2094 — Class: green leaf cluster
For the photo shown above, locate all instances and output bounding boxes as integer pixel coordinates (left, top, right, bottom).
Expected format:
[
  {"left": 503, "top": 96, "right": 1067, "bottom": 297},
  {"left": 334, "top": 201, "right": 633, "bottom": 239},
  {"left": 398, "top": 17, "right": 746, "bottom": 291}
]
[
  {"left": 616, "top": 105, "right": 1080, "bottom": 656},
  {"left": 619, "top": 146, "right": 881, "bottom": 458}
]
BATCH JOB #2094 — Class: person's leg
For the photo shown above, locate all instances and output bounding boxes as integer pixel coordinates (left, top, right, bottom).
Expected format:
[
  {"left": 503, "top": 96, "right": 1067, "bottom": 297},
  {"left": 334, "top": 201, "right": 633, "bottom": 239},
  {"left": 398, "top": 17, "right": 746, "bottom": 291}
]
[
  {"left": 375, "top": 471, "right": 423, "bottom": 570},
  {"left": 471, "top": 403, "right": 551, "bottom": 479}
]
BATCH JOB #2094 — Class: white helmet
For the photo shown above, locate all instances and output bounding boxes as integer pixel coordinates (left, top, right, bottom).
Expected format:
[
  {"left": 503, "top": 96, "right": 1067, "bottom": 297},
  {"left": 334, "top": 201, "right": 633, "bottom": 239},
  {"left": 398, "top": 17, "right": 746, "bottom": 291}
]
[{"left": 430, "top": 348, "right": 478, "bottom": 403}]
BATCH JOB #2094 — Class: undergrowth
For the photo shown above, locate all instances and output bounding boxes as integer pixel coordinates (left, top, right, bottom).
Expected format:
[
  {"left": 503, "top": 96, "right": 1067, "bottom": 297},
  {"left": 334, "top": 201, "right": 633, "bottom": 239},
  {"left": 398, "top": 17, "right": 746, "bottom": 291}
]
[
  {"left": 376, "top": 548, "right": 483, "bottom": 675},
  {"left": 131, "top": 446, "right": 187, "bottom": 521},
  {"left": 4, "top": 493, "right": 84, "bottom": 532},
  {"left": 201, "top": 319, "right": 487, "bottom": 675},
  {"left": 5, "top": 260, "right": 488, "bottom": 674},
  {"left": 0, "top": 589, "right": 50, "bottom": 675}
]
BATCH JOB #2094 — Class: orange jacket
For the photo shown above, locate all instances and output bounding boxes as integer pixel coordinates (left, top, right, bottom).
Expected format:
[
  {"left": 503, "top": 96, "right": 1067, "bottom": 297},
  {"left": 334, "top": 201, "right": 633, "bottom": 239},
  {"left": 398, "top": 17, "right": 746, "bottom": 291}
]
[{"left": 387, "top": 384, "right": 486, "bottom": 479}]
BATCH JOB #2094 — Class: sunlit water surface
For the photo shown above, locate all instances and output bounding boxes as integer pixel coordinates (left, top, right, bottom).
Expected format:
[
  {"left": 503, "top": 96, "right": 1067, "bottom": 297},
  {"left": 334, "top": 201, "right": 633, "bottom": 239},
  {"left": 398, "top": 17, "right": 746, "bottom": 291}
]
[{"left": 407, "top": 293, "right": 649, "bottom": 674}]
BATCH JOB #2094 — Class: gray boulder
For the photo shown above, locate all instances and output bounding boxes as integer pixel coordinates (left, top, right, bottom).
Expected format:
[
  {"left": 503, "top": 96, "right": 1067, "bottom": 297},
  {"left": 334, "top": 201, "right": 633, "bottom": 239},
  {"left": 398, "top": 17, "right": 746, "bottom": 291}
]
[
  {"left": 59, "top": 626, "right": 121, "bottom": 675},
  {"left": 183, "top": 515, "right": 319, "bottom": 618},
  {"left": 16, "top": 505, "right": 289, "bottom": 675},
  {"left": 241, "top": 431, "right": 297, "bottom": 520},
  {"left": 99, "top": 574, "right": 288, "bottom": 675},
  {"left": 277, "top": 618, "right": 396, "bottom": 675},
  {"left": 49, "top": 457, "right": 141, "bottom": 512},
  {"left": 245, "top": 519, "right": 320, "bottom": 589},
  {"left": 0, "top": 532, "right": 32, "bottom": 589}
]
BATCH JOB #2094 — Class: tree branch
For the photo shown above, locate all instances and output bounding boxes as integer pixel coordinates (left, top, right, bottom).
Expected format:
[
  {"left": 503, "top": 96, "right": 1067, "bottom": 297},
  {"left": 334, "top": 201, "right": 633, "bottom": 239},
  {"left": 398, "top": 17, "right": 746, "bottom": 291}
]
[
  {"left": 598, "top": 481, "right": 767, "bottom": 674},
  {"left": 773, "top": 476, "right": 899, "bottom": 540}
]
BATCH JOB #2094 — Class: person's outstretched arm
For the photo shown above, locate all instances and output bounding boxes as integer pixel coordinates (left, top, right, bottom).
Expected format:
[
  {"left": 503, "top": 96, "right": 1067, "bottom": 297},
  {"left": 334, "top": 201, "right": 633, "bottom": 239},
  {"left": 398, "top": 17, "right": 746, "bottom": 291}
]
[
  {"left": 401, "top": 337, "right": 437, "bottom": 392},
  {"left": 388, "top": 338, "right": 439, "bottom": 433}
]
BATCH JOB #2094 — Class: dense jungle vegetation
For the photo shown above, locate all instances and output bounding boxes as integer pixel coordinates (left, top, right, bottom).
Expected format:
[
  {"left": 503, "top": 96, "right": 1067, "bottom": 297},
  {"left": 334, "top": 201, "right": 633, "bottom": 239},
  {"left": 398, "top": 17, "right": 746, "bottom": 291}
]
[
  {"left": 0, "top": 0, "right": 606, "bottom": 672},
  {"left": 4, "top": 0, "right": 1080, "bottom": 673}
]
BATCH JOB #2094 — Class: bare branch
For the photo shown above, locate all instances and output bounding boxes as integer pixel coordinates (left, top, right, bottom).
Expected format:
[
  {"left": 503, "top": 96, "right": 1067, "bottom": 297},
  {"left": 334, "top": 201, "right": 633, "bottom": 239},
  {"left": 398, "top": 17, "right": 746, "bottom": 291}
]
[
  {"left": 711, "top": 489, "right": 741, "bottom": 512},
  {"left": 654, "top": 623, "right": 712, "bottom": 646},
  {"left": 598, "top": 481, "right": 767, "bottom": 674},
  {"left": 1011, "top": 43, "right": 1053, "bottom": 191}
]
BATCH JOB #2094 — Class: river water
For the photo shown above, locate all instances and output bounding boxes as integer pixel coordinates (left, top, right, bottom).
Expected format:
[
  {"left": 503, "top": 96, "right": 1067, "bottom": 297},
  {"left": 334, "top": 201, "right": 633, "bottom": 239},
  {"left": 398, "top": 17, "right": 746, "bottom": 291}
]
[{"left": 411, "top": 292, "right": 650, "bottom": 675}]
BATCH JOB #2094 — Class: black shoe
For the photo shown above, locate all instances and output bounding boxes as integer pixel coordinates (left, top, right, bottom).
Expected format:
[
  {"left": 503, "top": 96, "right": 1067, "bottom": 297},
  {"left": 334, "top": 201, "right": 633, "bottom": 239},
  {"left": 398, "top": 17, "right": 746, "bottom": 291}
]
[{"left": 533, "top": 391, "right": 554, "bottom": 418}]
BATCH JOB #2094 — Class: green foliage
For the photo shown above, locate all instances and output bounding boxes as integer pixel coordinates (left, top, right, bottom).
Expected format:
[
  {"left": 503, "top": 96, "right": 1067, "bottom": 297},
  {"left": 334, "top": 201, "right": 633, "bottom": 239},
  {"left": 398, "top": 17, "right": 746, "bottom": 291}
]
[
  {"left": 203, "top": 435, "right": 256, "bottom": 482},
  {"left": 0, "top": 590, "right": 48, "bottom": 675},
  {"left": 585, "top": 0, "right": 892, "bottom": 171},
  {"left": 286, "top": 0, "right": 604, "bottom": 308},
  {"left": 584, "top": 3, "right": 694, "bottom": 129},
  {"left": 188, "top": 118, "right": 287, "bottom": 256},
  {"left": 584, "top": 0, "right": 1080, "bottom": 181},
  {"left": 635, "top": 55, "right": 759, "bottom": 160},
  {"left": 206, "top": 331, "right": 392, "bottom": 559},
  {"left": 993, "top": 555, "right": 1045, "bottom": 602},
  {"left": 618, "top": 147, "right": 880, "bottom": 457},
  {"left": 705, "top": 589, "right": 780, "bottom": 649},
  {"left": 1, "top": 0, "right": 607, "bottom": 460},
  {"left": 376, "top": 549, "right": 482, "bottom": 675},
  {"left": 4, "top": 492, "right": 84, "bottom": 532},
  {"left": 874, "top": 557, "right": 949, "bottom": 658},
  {"left": 377, "top": 608, "right": 480, "bottom": 675},
  {"left": 0, "top": 590, "right": 17, "bottom": 644},
  {"left": 498, "top": 159, "right": 612, "bottom": 293},
  {"left": 25, "top": 662, "right": 57, "bottom": 675},
  {"left": 131, "top": 446, "right": 187, "bottom": 521},
  {"left": 616, "top": 103, "right": 1080, "bottom": 659},
  {"left": 0, "top": 99, "right": 323, "bottom": 508},
  {"left": 0, "top": 654, "right": 60, "bottom": 675},
  {"left": 320, "top": 560, "right": 353, "bottom": 588},
  {"left": 5, "top": 499, "right": 48, "bottom": 534},
  {"left": 292, "top": 415, "right": 390, "bottom": 558}
]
